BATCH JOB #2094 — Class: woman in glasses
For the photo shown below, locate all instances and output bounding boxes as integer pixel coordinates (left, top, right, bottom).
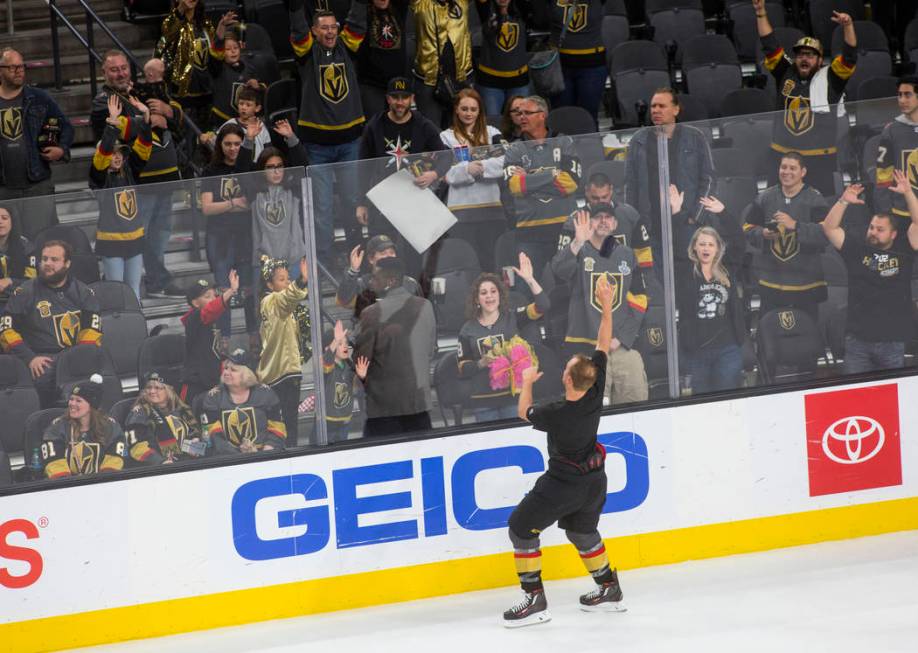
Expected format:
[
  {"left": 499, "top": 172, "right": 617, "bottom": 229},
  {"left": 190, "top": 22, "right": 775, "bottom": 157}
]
[{"left": 125, "top": 371, "right": 204, "bottom": 465}]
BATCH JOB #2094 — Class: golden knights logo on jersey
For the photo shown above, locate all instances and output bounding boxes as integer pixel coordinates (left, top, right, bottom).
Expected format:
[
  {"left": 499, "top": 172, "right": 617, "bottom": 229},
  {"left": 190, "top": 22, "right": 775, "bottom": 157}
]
[
  {"left": 647, "top": 327, "right": 664, "bottom": 347},
  {"left": 557, "top": 0, "right": 588, "bottom": 32},
  {"left": 0, "top": 107, "right": 22, "bottom": 141},
  {"left": 192, "top": 37, "right": 209, "bottom": 70},
  {"left": 901, "top": 148, "right": 918, "bottom": 192},
  {"left": 164, "top": 414, "right": 190, "bottom": 447},
  {"left": 778, "top": 310, "right": 796, "bottom": 330},
  {"left": 52, "top": 310, "right": 81, "bottom": 347},
  {"left": 265, "top": 200, "right": 287, "bottom": 226},
  {"left": 476, "top": 333, "right": 506, "bottom": 357},
  {"left": 589, "top": 271, "right": 623, "bottom": 313},
  {"left": 68, "top": 441, "right": 101, "bottom": 475},
  {"left": 115, "top": 189, "right": 138, "bottom": 221},
  {"left": 497, "top": 22, "right": 520, "bottom": 52},
  {"left": 220, "top": 176, "right": 242, "bottom": 201},
  {"left": 770, "top": 227, "right": 799, "bottom": 262},
  {"left": 319, "top": 63, "right": 349, "bottom": 104},
  {"left": 333, "top": 382, "right": 351, "bottom": 410},
  {"left": 231, "top": 82, "right": 244, "bottom": 112},
  {"left": 784, "top": 96, "right": 814, "bottom": 136},
  {"left": 222, "top": 407, "right": 257, "bottom": 446}
]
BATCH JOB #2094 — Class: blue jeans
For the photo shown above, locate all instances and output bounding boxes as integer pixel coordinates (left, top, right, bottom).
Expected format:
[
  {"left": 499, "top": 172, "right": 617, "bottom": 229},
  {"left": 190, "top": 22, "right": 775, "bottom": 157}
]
[
  {"left": 206, "top": 227, "right": 255, "bottom": 337},
  {"left": 682, "top": 342, "right": 744, "bottom": 394},
  {"left": 477, "top": 84, "right": 531, "bottom": 118},
  {"left": 303, "top": 140, "right": 360, "bottom": 265},
  {"left": 552, "top": 64, "right": 607, "bottom": 127},
  {"left": 473, "top": 402, "right": 519, "bottom": 424},
  {"left": 843, "top": 335, "right": 905, "bottom": 375},
  {"left": 102, "top": 254, "right": 143, "bottom": 301},
  {"left": 140, "top": 189, "right": 174, "bottom": 291}
]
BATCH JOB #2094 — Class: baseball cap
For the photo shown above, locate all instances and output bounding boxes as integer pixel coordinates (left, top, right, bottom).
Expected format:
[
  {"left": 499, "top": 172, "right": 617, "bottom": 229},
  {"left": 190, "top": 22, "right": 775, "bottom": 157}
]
[
  {"left": 185, "top": 279, "right": 212, "bottom": 304},
  {"left": 366, "top": 234, "right": 397, "bottom": 258},
  {"left": 225, "top": 348, "right": 249, "bottom": 366},
  {"left": 792, "top": 37, "right": 823, "bottom": 57},
  {"left": 386, "top": 77, "right": 413, "bottom": 97},
  {"left": 589, "top": 202, "right": 615, "bottom": 218}
]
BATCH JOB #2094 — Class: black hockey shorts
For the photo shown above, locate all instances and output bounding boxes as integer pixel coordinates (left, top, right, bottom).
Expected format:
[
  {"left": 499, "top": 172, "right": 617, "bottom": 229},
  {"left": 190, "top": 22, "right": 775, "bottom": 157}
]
[{"left": 508, "top": 469, "right": 608, "bottom": 538}]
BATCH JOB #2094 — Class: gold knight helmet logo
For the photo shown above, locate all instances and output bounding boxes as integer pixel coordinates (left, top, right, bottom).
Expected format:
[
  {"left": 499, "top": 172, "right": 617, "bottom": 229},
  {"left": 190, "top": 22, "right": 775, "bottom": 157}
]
[
  {"left": 902, "top": 149, "right": 918, "bottom": 192},
  {"left": 68, "top": 441, "right": 101, "bottom": 475},
  {"left": 265, "top": 200, "right": 286, "bottom": 226},
  {"left": 784, "top": 95, "right": 814, "bottom": 136},
  {"left": 589, "top": 272, "right": 622, "bottom": 313},
  {"left": 223, "top": 407, "right": 257, "bottom": 446},
  {"left": 192, "top": 37, "right": 208, "bottom": 70},
  {"left": 647, "top": 327, "right": 664, "bottom": 347},
  {"left": 778, "top": 310, "right": 796, "bottom": 330},
  {"left": 0, "top": 106, "right": 22, "bottom": 140},
  {"left": 52, "top": 310, "right": 81, "bottom": 347},
  {"left": 497, "top": 22, "right": 519, "bottom": 52},
  {"left": 165, "top": 415, "right": 189, "bottom": 446},
  {"left": 221, "top": 176, "right": 241, "bottom": 201},
  {"left": 333, "top": 382, "right": 350, "bottom": 410},
  {"left": 770, "top": 226, "right": 799, "bottom": 262},
  {"left": 557, "top": 0, "right": 588, "bottom": 32},
  {"left": 319, "top": 63, "right": 349, "bottom": 104},
  {"left": 115, "top": 189, "right": 138, "bottom": 221}
]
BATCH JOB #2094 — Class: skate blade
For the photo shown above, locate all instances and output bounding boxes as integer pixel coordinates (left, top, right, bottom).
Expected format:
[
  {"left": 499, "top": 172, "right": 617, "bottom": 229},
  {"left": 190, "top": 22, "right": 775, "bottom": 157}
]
[
  {"left": 502, "top": 610, "right": 552, "bottom": 628},
  {"left": 580, "top": 599, "right": 627, "bottom": 613}
]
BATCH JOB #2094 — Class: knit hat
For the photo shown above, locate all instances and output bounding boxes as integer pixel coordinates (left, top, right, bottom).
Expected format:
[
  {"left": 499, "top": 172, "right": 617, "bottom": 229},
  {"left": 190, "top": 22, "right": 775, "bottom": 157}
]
[
  {"left": 141, "top": 370, "right": 167, "bottom": 388},
  {"left": 70, "top": 374, "right": 104, "bottom": 410}
]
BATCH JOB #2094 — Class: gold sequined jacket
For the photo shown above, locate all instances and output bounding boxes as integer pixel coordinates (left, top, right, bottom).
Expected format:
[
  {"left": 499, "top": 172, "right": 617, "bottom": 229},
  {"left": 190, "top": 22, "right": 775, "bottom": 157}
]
[
  {"left": 155, "top": 9, "right": 217, "bottom": 98},
  {"left": 411, "top": 0, "right": 473, "bottom": 86}
]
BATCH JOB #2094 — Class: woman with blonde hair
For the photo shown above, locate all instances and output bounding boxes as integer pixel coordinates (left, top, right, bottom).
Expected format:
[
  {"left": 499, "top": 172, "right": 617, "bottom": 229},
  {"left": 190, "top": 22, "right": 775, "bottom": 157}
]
[
  {"left": 675, "top": 197, "right": 746, "bottom": 394},
  {"left": 125, "top": 371, "right": 203, "bottom": 464},
  {"left": 440, "top": 88, "right": 506, "bottom": 270}
]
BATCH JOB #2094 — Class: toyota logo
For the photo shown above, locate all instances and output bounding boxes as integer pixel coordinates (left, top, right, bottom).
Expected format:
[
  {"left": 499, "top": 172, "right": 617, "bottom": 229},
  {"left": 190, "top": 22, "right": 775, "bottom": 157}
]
[{"left": 821, "top": 416, "right": 885, "bottom": 465}]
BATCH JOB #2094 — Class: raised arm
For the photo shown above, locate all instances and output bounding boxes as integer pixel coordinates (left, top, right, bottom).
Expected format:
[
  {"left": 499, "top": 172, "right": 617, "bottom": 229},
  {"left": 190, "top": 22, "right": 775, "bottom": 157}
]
[
  {"left": 821, "top": 183, "right": 864, "bottom": 251},
  {"left": 889, "top": 170, "right": 918, "bottom": 250},
  {"left": 752, "top": 0, "right": 773, "bottom": 38},
  {"left": 594, "top": 274, "right": 614, "bottom": 354}
]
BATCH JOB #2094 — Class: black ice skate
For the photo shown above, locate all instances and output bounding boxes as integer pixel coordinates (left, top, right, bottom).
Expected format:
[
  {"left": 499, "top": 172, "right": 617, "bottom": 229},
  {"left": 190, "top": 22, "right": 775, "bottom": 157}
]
[
  {"left": 502, "top": 589, "right": 551, "bottom": 628},
  {"left": 579, "top": 570, "right": 627, "bottom": 612}
]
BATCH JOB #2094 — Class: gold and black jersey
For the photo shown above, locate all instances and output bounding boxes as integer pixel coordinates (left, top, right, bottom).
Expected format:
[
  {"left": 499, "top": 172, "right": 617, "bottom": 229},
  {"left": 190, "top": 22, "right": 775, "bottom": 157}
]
[
  {"left": 876, "top": 116, "right": 918, "bottom": 220},
  {"left": 41, "top": 417, "right": 126, "bottom": 479}
]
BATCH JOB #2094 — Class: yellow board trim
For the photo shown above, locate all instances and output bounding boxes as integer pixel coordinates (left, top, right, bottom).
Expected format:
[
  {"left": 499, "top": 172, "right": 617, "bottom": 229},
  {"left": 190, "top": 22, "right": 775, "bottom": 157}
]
[{"left": 3, "top": 497, "right": 917, "bottom": 652}]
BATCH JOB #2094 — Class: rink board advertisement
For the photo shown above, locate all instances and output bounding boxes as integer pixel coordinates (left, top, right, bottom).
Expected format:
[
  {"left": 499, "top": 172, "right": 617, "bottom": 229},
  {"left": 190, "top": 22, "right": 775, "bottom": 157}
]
[{"left": 2, "top": 377, "right": 918, "bottom": 651}]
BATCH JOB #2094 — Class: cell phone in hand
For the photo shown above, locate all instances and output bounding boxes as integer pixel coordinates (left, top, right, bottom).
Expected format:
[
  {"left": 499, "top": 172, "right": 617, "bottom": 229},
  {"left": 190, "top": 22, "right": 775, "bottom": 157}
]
[{"left": 764, "top": 220, "right": 780, "bottom": 231}]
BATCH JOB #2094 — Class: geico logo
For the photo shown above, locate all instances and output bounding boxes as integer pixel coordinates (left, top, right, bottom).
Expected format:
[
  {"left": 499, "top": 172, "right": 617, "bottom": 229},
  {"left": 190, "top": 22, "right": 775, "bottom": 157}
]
[
  {"left": 231, "top": 432, "right": 650, "bottom": 561},
  {"left": 0, "top": 519, "right": 43, "bottom": 589}
]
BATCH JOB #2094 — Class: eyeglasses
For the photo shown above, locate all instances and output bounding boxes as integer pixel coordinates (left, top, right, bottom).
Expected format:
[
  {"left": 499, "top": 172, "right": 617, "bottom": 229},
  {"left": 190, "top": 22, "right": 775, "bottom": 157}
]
[
  {"left": 0, "top": 65, "right": 25, "bottom": 72},
  {"left": 264, "top": 164, "right": 284, "bottom": 170},
  {"left": 514, "top": 110, "right": 544, "bottom": 116}
]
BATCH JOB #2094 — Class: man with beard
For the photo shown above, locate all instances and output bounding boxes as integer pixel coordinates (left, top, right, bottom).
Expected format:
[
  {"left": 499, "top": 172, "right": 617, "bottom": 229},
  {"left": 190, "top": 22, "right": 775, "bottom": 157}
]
[
  {"left": 754, "top": 0, "right": 857, "bottom": 196},
  {"left": 0, "top": 48, "right": 73, "bottom": 238},
  {"left": 822, "top": 172, "right": 918, "bottom": 375},
  {"left": 0, "top": 240, "right": 102, "bottom": 407},
  {"left": 551, "top": 204, "right": 648, "bottom": 405}
]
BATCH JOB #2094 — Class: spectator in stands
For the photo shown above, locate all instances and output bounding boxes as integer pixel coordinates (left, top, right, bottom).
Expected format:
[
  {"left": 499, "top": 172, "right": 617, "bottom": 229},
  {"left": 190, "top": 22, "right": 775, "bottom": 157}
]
[
  {"left": 179, "top": 272, "right": 238, "bottom": 403},
  {"left": 504, "top": 95, "right": 581, "bottom": 278},
  {"left": 623, "top": 88, "right": 715, "bottom": 273},
  {"left": 201, "top": 347, "right": 287, "bottom": 453},
  {"left": 754, "top": 0, "right": 857, "bottom": 196},
  {"left": 125, "top": 371, "right": 204, "bottom": 465},
  {"left": 40, "top": 376, "right": 126, "bottom": 479},
  {"left": 551, "top": 206, "right": 648, "bottom": 405},
  {"left": 476, "top": 0, "right": 531, "bottom": 118},
  {"left": 200, "top": 122, "right": 258, "bottom": 353},
  {"left": 822, "top": 173, "right": 918, "bottom": 375},
  {"left": 0, "top": 205, "right": 36, "bottom": 303},
  {"left": 743, "top": 151, "right": 829, "bottom": 321},
  {"left": 546, "top": 0, "right": 606, "bottom": 126},
  {"left": 207, "top": 26, "right": 250, "bottom": 129},
  {"left": 355, "top": 257, "right": 437, "bottom": 436},
  {"left": 499, "top": 94, "right": 527, "bottom": 142},
  {"left": 356, "top": 76, "right": 448, "bottom": 270},
  {"left": 875, "top": 76, "right": 918, "bottom": 224},
  {"left": 91, "top": 50, "right": 187, "bottom": 299},
  {"left": 676, "top": 202, "right": 746, "bottom": 395},
  {"left": 458, "top": 252, "right": 548, "bottom": 422},
  {"left": 0, "top": 240, "right": 102, "bottom": 407},
  {"left": 156, "top": 2, "right": 236, "bottom": 132},
  {"left": 289, "top": 0, "right": 367, "bottom": 265},
  {"left": 441, "top": 88, "right": 505, "bottom": 271},
  {"left": 251, "top": 134, "right": 308, "bottom": 281},
  {"left": 412, "top": 0, "right": 474, "bottom": 128},
  {"left": 355, "top": 0, "right": 411, "bottom": 117},
  {"left": 0, "top": 47, "right": 71, "bottom": 239},
  {"left": 321, "top": 319, "right": 369, "bottom": 442},
  {"left": 337, "top": 234, "right": 423, "bottom": 319},
  {"left": 89, "top": 95, "right": 153, "bottom": 301},
  {"left": 206, "top": 86, "right": 272, "bottom": 162},
  {"left": 256, "top": 257, "right": 310, "bottom": 444}
]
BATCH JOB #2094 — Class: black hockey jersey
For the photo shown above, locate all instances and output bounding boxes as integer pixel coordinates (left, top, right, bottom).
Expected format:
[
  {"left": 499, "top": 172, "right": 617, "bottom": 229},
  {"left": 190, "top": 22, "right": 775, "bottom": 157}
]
[
  {"left": 875, "top": 114, "right": 918, "bottom": 220},
  {"left": 41, "top": 416, "right": 126, "bottom": 479},
  {"left": 201, "top": 383, "right": 287, "bottom": 452},
  {"left": 124, "top": 402, "right": 202, "bottom": 464}
]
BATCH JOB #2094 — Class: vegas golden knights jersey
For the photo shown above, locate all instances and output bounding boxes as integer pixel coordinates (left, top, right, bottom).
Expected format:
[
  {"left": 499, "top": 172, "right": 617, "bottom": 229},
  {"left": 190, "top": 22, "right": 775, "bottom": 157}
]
[
  {"left": 875, "top": 115, "right": 918, "bottom": 220},
  {"left": 124, "top": 403, "right": 202, "bottom": 464},
  {"left": 201, "top": 384, "right": 287, "bottom": 452},
  {"left": 41, "top": 416, "right": 126, "bottom": 479}
]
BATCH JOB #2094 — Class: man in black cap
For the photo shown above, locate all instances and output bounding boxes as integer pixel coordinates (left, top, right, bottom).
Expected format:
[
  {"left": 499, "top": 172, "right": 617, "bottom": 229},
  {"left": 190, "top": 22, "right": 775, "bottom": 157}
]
[
  {"left": 336, "top": 233, "right": 423, "bottom": 320},
  {"left": 179, "top": 270, "right": 239, "bottom": 404},
  {"left": 753, "top": 0, "right": 858, "bottom": 195}
]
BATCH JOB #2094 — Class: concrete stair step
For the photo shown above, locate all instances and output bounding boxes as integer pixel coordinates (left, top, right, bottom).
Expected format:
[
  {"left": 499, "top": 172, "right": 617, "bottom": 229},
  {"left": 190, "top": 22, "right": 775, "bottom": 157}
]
[
  {"left": 4, "top": 0, "right": 124, "bottom": 32},
  {"left": 0, "top": 21, "right": 157, "bottom": 61},
  {"left": 25, "top": 48, "right": 155, "bottom": 89}
]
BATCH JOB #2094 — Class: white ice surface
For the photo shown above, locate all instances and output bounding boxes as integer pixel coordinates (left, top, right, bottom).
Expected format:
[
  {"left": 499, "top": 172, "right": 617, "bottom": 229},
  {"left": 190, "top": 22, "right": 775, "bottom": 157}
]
[{"left": 69, "top": 530, "right": 918, "bottom": 653}]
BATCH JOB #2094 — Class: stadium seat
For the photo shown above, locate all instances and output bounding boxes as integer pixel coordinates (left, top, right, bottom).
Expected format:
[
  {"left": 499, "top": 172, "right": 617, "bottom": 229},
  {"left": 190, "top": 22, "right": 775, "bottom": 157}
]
[
  {"left": 109, "top": 397, "right": 137, "bottom": 428},
  {"left": 264, "top": 78, "right": 299, "bottom": 125},
  {"left": 137, "top": 333, "right": 187, "bottom": 391},
  {"left": 245, "top": 0, "right": 293, "bottom": 58},
  {"left": 645, "top": 0, "right": 706, "bottom": 65},
  {"left": 0, "top": 355, "right": 40, "bottom": 455},
  {"left": 421, "top": 237, "right": 482, "bottom": 336},
  {"left": 830, "top": 22, "right": 892, "bottom": 102},
  {"left": 0, "top": 447, "right": 11, "bottom": 486},
  {"left": 54, "top": 344, "right": 123, "bottom": 411},
  {"left": 755, "top": 307, "right": 824, "bottom": 384},
  {"left": 675, "top": 92, "right": 709, "bottom": 124},
  {"left": 819, "top": 251, "right": 848, "bottom": 361},
  {"left": 432, "top": 351, "right": 469, "bottom": 426},
  {"left": 587, "top": 160, "right": 626, "bottom": 191},
  {"left": 21, "top": 408, "right": 65, "bottom": 482},
  {"left": 809, "top": 0, "right": 865, "bottom": 53},
  {"left": 608, "top": 40, "right": 671, "bottom": 126},
  {"left": 602, "top": 1, "right": 631, "bottom": 58},
  {"left": 860, "top": 133, "right": 881, "bottom": 183},
  {"left": 721, "top": 88, "right": 773, "bottom": 118},
  {"left": 907, "top": 19, "right": 918, "bottom": 68},
  {"left": 634, "top": 305, "right": 669, "bottom": 399},
  {"left": 32, "top": 224, "right": 100, "bottom": 285},
  {"left": 191, "top": 392, "right": 207, "bottom": 426},
  {"left": 852, "top": 77, "right": 900, "bottom": 130},
  {"left": 548, "top": 106, "right": 597, "bottom": 135},
  {"left": 856, "top": 76, "right": 899, "bottom": 102},
  {"left": 712, "top": 148, "right": 759, "bottom": 218},
  {"left": 682, "top": 34, "right": 743, "bottom": 118},
  {"left": 91, "top": 281, "right": 149, "bottom": 379},
  {"left": 572, "top": 134, "right": 606, "bottom": 180},
  {"left": 726, "top": 1, "right": 785, "bottom": 62},
  {"left": 720, "top": 117, "right": 773, "bottom": 179}
]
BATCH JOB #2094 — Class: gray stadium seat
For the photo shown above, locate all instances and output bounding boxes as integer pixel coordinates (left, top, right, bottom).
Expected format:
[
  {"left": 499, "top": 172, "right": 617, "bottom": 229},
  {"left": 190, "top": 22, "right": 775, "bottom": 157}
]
[
  {"left": 755, "top": 308, "right": 824, "bottom": 384},
  {"left": 726, "top": 1, "right": 785, "bottom": 62},
  {"left": 830, "top": 21, "right": 892, "bottom": 102},
  {"left": 721, "top": 88, "right": 773, "bottom": 118},
  {"left": 137, "top": 333, "right": 187, "bottom": 391},
  {"left": 608, "top": 40, "right": 671, "bottom": 126},
  {"left": 602, "top": 1, "right": 631, "bottom": 60},
  {"left": 91, "top": 281, "right": 149, "bottom": 379},
  {"left": 682, "top": 34, "right": 743, "bottom": 118},
  {"left": 54, "top": 344, "right": 123, "bottom": 411},
  {"left": 548, "top": 106, "right": 597, "bottom": 135},
  {"left": 21, "top": 408, "right": 65, "bottom": 482},
  {"left": 421, "top": 238, "right": 482, "bottom": 336},
  {"left": 809, "top": 0, "right": 865, "bottom": 53},
  {"left": 645, "top": 0, "right": 706, "bottom": 64},
  {"left": 0, "top": 355, "right": 40, "bottom": 455},
  {"left": 907, "top": 19, "right": 918, "bottom": 68}
]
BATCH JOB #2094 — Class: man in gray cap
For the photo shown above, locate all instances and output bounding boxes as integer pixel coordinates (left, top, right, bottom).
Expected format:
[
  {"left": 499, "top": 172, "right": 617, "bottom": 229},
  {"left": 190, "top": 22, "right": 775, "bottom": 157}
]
[{"left": 336, "top": 234, "right": 423, "bottom": 319}]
